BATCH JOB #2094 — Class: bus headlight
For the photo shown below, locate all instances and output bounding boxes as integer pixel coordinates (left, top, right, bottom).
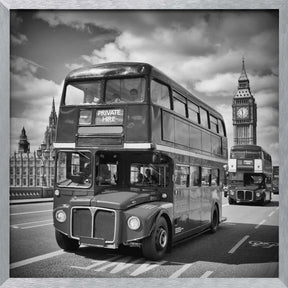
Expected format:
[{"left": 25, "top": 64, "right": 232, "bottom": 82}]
[
  {"left": 256, "top": 192, "right": 261, "bottom": 197},
  {"left": 127, "top": 216, "right": 141, "bottom": 230},
  {"left": 55, "top": 210, "right": 67, "bottom": 223},
  {"left": 54, "top": 189, "right": 60, "bottom": 197},
  {"left": 230, "top": 190, "right": 235, "bottom": 196}
]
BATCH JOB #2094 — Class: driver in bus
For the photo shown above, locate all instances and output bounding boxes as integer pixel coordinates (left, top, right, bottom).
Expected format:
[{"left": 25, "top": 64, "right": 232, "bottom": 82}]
[{"left": 144, "top": 169, "right": 157, "bottom": 184}]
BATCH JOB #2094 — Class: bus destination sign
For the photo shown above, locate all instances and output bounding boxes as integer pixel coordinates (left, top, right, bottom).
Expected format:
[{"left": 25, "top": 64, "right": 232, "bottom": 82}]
[{"left": 96, "top": 109, "right": 124, "bottom": 125}]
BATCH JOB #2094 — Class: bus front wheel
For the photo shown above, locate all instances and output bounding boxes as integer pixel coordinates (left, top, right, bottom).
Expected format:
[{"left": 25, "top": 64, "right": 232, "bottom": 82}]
[
  {"left": 228, "top": 197, "right": 235, "bottom": 205},
  {"left": 142, "top": 217, "right": 169, "bottom": 261},
  {"left": 55, "top": 230, "right": 80, "bottom": 252}
]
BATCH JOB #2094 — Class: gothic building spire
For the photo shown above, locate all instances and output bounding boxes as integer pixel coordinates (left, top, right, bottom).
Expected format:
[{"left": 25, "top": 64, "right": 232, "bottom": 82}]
[
  {"left": 49, "top": 97, "right": 57, "bottom": 128},
  {"left": 18, "top": 127, "right": 30, "bottom": 153},
  {"left": 238, "top": 57, "right": 250, "bottom": 90}
]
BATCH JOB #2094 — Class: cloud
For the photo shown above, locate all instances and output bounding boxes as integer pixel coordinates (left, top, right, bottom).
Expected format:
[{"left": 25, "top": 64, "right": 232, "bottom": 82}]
[
  {"left": 195, "top": 73, "right": 238, "bottom": 96},
  {"left": 10, "top": 56, "right": 62, "bottom": 152},
  {"left": 11, "top": 12, "right": 28, "bottom": 46}
]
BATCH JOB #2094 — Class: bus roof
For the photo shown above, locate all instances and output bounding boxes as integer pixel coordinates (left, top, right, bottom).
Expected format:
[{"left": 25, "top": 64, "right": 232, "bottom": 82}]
[{"left": 66, "top": 62, "right": 223, "bottom": 119}]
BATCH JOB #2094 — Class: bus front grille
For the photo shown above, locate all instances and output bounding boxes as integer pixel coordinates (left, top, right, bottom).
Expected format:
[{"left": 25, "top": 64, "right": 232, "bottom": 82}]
[
  {"left": 71, "top": 207, "right": 116, "bottom": 243},
  {"left": 236, "top": 190, "right": 253, "bottom": 201},
  {"left": 237, "top": 190, "right": 244, "bottom": 200},
  {"left": 72, "top": 208, "right": 92, "bottom": 238},
  {"left": 93, "top": 210, "right": 115, "bottom": 241}
]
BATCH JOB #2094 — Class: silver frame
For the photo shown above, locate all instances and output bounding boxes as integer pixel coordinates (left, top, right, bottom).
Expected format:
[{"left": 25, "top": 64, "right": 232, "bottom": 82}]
[{"left": 1, "top": 1, "right": 287, "bottom": 287}]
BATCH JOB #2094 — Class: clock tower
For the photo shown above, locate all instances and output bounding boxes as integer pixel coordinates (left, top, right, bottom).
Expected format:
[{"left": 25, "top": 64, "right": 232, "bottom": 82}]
[{"left": 232, "top": 59, "right": 257, "bottom": 145}]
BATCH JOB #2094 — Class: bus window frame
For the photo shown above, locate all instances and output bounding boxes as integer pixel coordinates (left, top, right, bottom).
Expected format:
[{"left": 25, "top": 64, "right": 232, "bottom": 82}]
[
  {"left": 172, "top": 90, "right": 187, "bottom": 118},
  {"left": 150, "top": 78, "right": 172, "bottom": 110},
  {"left": 55, "top": 150, "right": 93, "bottom": 189},
  {"left": 104, "top": 76, "right": 147, "bottom": 104}
]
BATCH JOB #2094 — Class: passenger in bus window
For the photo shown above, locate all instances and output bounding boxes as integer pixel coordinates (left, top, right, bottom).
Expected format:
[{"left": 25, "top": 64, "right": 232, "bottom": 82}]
[
  {"left": 84, "top": 92, "right": 99, "bottom": 104},
  {"left": 126, "top": 88, "right": 138, "bottom": 102}
]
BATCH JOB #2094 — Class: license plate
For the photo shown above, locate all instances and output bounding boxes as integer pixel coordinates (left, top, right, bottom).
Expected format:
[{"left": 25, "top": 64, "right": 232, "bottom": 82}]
[{"left": 80, "top": 237, "right": 105, "bottom": 246}]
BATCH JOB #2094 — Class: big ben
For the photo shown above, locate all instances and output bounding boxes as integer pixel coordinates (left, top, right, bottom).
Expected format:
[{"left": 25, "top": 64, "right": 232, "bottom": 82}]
[{"left": 232, "top": 59, "right": 257, "bottom": 145}]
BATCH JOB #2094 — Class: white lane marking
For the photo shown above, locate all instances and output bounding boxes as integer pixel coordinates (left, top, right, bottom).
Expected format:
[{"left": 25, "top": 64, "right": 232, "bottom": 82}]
[
  {"left": 71, "top": 255, "right": 123, "bottom": 270},
  {"left": 222, "top": 204, "right": 229, "bottom": 207},
  {"left": 169, "top": 263, "right": 193, "bottom": 278},
  {"left": 10, "top": 209, "right": 53, "bottom": 216},
  {"left": 130, "top": 260, "right": 167, "bottom": 276},
  {"left": 255, "top": 220, "right": 266, "bottom": 229},
  {"left": 10, "top": 250, "right": 65, "bottom": 269},
  {"left": 21, "top": 222, "right": 54, "bottom": 229},
  {"left": 95, "top": 257, "right": 143, "bottom": 274},
  {"left": 276, "top": 207, "right": 279, "bottom": 210},
  {"left": 10, "top": 219, "right": 52, "bottom": 227},
  {"left": 228, "top": 235, "right": 250, "bottom": 254},
  {"left": 268, "top": 211, "right": 275, "bottom": 217},
  {"left": 200, "top": 271, "right": 214, "bottom": 278}
]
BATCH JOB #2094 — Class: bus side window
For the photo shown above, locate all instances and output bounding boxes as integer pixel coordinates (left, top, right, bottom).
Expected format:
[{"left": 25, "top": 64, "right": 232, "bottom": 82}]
[
  {"left": 190, "top": 166, "right": 200, "bottom": 187},
  {"left": 202, "top": 167, "right": 211, "bottom": 186},
  {"left": 211, "top": 168, "right": 220, "bottom": 186},
  {"left": 151, "top": 80, "right": 171, "bottom": 109},
  {"left": 175, "top": 165, "right": 189, "bottom": 188}
]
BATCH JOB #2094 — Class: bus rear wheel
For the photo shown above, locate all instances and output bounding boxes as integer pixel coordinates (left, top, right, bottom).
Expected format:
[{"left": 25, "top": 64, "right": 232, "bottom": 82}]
[
  {"left": 210, "top": 208, "right": 219, "bottom": 234},
  {"left": 55, "top": 230, "right": 80, "bottom": 252},
  {"left": 142, "top": 217, "right": 168, "bottom": 261}
]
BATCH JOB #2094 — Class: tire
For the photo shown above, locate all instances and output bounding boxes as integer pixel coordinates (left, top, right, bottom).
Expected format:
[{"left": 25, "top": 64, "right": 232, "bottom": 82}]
[
  {"left": 260, "top": 195, "right": 265, "bottom": 206},
  {"left": 55, "top": 230, "right": 80, "bottom": 252},
  {"left": 210, "top": 208, "right": 219, "bottom": 234},
  {"left": 142, "top": 217, "right": 169, "bottom": 261},
  {"left": 228, "top": 197, "right": 235, "bottom": 205}
]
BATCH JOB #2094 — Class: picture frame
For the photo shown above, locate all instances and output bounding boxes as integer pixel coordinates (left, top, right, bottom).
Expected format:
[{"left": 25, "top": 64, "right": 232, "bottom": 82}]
[{"left": 1, "top": 0, "right": 287, "bottom": 287}]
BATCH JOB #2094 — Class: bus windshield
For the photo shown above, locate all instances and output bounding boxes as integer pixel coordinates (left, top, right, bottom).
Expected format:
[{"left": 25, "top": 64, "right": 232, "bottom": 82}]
[
  {"left": 231, "top": 151, "right": 261, "bottom": 159},
  {"left": 64, "top": 77, "right": 146, "bottom": 105},
  {"left": 56, "top": 151, "right": 92, "bottom": 188}
]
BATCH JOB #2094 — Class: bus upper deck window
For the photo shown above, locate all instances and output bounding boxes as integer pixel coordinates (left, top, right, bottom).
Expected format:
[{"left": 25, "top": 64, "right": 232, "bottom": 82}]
[
  {"left": 105, "top": 78, "right": 145, "bottom": 103},
  {"left": 65, "top": 81, "right": 102, "bottom": 105}
]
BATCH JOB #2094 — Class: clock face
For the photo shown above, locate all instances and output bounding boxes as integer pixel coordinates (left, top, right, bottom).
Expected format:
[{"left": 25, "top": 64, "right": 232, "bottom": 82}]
[{"left": 237, "top": 107, "right": 249, "bottom": 119}]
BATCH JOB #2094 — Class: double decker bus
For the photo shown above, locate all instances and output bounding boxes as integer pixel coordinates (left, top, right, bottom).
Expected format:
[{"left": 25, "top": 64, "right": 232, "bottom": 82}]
[
  {"left": 227, "top": 144, "right": 272, "bottom": 205},
  {"left": 53, "top": 62, "right": 228, "bottom": 260}
]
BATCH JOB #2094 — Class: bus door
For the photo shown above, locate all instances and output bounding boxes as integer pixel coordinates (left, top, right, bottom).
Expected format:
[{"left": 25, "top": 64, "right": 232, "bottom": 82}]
[{"left": 173, "top": 165, "right": 201, "bottom": 237}]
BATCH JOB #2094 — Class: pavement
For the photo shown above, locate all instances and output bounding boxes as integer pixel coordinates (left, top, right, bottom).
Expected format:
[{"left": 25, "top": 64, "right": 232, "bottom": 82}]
[{"left": 10, "top": 198, "right": 53, "bottom": 205}]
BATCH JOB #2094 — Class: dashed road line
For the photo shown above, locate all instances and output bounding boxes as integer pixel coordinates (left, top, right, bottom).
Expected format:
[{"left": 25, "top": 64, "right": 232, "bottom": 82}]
[
  {"left": 71, "top": 255, "right": 123, "bottom": 270},
  {"left": 21, "top": 222, "right": 53, "bottom": 229},
  {"left": 228, "top": 235, "right": 250, "bottom": 254},
  {"left": 255, "top": 219, "right": 266, "bottom": 229},
  {"left": 169, "top": 263, "right": 193, "bottom": 278},
  {"left": 130, "top": 260, "right": 167, "bottom": 276},
  {"left": 268, "top": 211, "right": 275, "bottom": 217},
  {"left": 10, "top": 219, "right": 52, "bottom": 227},
  {"left": 200, "top": 271, "right": 214, "bottom": 278},
  {"left": 10, "top": 250, "right": 65, "bottom": 269}
]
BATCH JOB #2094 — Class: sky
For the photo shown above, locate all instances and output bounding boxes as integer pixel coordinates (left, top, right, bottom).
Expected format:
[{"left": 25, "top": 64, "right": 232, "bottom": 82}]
[{"left": 10, "top": 10, "right": 279, "bottom": 165}]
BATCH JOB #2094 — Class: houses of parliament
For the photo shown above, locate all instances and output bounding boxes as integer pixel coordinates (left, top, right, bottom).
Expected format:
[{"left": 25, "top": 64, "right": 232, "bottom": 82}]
[{"left": 10, "top": 99, "right": 57, "bottom": 198}]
